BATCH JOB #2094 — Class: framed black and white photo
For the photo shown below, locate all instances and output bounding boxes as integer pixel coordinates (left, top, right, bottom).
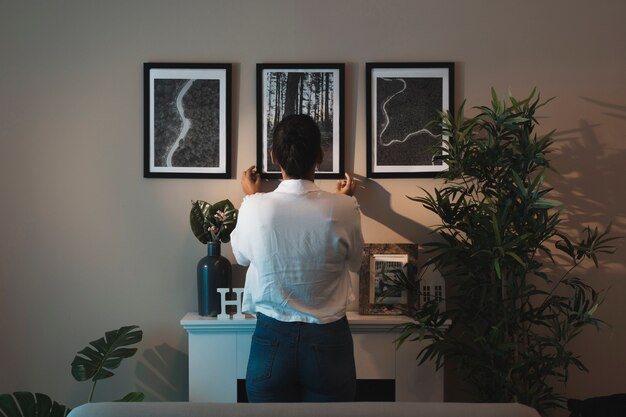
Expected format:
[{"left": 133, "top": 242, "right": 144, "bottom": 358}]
[
  {"left": 359, "top": 243, "right": 419, "bottom": 315},
  {"left": 257, "top": 63, "right": 345, "bottom": 179},
  {"left": 366, "top": 62, "right": 454, "bottom": 178},
  {"left": 144, "top": 63, "right": 231, "bottom": 178}
]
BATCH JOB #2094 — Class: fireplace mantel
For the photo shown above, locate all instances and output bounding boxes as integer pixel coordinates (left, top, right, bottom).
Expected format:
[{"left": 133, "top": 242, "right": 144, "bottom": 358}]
[{"left": 181, "top": 312, "right": 443, "bottom": 402}]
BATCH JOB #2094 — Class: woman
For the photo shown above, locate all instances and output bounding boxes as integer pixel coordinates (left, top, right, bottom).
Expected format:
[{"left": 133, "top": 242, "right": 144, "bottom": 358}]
[{"left": 231, "top": 114, "right": 363, "bottom": 402}]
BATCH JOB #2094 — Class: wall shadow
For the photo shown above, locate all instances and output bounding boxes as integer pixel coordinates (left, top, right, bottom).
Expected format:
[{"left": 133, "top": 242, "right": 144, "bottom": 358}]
[
  {"left": 135, "top": 343, "right": 189, "bottom": 401},
  {"left": 345, "top": 61, "right": 359, "bottom": 174},
  {"left": 549, "top": 116, "right": 626, "bottom": 258},
  {"left": 538, "top": 99, "right": 626, "bottom": 407},
  {"left": 249, "top": 174, "right": 434, "bottom": 245},
  {"left": 579, "top": 96, "right": 626, "bottom": 121},
  {"left": 354, "top": 174, "right": 433, "bottom": 244}
]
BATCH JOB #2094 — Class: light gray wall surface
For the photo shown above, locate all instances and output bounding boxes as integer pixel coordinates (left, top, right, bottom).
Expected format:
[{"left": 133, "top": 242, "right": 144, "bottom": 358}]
[{"left": 1, "top": 0, "right": 625, "bottom": 414}]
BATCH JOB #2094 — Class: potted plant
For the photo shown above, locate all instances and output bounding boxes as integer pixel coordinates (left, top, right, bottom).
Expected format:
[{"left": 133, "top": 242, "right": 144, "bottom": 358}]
[
  {"left": 393, "top": 89, "right": 618, "bottom": 415},
  {"left": 0, "top": 325, "right": 143, "bottom": 417},
  {"left": 190, "top": 199, "right": 238, "bottom": 317}
]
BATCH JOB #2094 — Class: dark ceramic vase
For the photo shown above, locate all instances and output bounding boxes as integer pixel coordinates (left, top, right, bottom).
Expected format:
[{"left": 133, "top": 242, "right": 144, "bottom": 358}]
[{"left": 197, "top": 242, "right": 232, "bottom": 317}]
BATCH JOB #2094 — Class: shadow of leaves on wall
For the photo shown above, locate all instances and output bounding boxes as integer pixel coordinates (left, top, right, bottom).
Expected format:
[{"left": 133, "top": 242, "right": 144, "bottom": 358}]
[
  {"left": 550, "top": 120, "right": 626, "bottom": 233},
  {"left": 135, "top": 344, "right": 189, "bottom": 401},
  {"left": 550, "top": 117, "right": 626, "bottom": 265},
  {"left": 580, "top": 96, "right": 626, "bottom": 121}
]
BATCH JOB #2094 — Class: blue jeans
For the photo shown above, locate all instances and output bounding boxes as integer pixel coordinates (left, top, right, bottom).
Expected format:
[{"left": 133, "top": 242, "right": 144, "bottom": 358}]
[{"left": 245, "top": 313, "right": 356, "bottom": 402}]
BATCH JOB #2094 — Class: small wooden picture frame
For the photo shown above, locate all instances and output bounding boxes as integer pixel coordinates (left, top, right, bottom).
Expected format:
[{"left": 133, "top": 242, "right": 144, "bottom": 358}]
[{"left": 359, "top": 243, "right": 419, "bottom": 315}]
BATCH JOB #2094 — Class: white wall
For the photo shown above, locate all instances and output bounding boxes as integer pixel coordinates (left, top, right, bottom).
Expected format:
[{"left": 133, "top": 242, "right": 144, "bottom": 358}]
[{"left": 1, "top": 0, "right": 625, "bottom": 413}]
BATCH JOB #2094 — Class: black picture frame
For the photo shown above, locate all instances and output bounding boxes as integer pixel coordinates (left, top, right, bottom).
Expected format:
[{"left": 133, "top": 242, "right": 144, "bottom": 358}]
[
  {"left": 359, "top": 243, "right": 419, "bottom": 315},
  {"left": 256, "top": 63, "right": 345, "bottom": 179},
  {"left": 366, "top": 62, "right": 454, "bottom": 178},
  {"left": 144, "top": 63, "right": 232, "bottom": 179}
]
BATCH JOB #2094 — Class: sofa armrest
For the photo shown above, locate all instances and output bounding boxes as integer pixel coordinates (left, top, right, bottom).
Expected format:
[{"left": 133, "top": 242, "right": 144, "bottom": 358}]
[{"left": 68, "top": 401, "right": 541, "bottom": 417}]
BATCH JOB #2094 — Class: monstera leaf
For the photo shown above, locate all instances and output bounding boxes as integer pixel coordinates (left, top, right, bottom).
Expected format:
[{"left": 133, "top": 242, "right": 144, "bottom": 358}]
[
  {"left": 190, "top": 199, "right": 238, "bottom": 244},
  {"left": 190, "top": 200, "right": 212, "bottom": 244},
  {"left": 70, "top": 325, "right": 144, "bottom": 402},
  {"left": 0, "top": 392, "right": 70, "bottom": 417},
  {"left": 71, "top": 325, "right": 142, "bottom": 383}
]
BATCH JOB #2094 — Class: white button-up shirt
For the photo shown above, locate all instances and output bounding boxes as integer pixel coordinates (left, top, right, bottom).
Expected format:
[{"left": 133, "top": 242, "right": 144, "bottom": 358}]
[{"left": 231, "top": 179, "right": 364, "bottom": 324}]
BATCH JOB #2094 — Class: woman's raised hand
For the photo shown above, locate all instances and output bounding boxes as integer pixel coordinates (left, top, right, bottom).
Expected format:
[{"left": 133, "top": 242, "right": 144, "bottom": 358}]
[
  {"left": 242, "top": 165, "right": 262, "bottom": 195},
  {"left": 335, "top": 173, "right": 357, "bottom": 196}
]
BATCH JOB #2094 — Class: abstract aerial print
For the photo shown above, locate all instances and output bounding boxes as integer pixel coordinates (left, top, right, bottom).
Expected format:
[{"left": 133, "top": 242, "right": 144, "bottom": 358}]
[{"left": 375, "top": 77, "right": 442, "bottom": 167}]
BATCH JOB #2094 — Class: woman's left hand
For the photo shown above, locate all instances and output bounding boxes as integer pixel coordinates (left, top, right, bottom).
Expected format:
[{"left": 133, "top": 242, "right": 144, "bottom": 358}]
[{"left": 242, "top": 165, "right": 262, "bottom": 195}]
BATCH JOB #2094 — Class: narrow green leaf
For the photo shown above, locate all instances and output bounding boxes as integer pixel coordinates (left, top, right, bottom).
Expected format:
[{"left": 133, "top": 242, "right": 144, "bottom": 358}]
[
  {"left": 492, "top": 213, "right": 502, "bottom": 247},
  {"left": 511, "top": 171, "right": 526, "bottom": 198},
  {"left": 533, "top": 199, "right": 561, "bottom": 209},
  {"left": 493, "top": 258, "right": 501, "bottom": 279},
  {"left": 506, "top": 251, "right": 526, "bottom": 266}
]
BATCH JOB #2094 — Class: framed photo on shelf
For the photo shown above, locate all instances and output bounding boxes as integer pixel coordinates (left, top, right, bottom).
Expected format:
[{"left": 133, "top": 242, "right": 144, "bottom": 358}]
[
  {"left": 144, "top": 63, "right": 231, "bottom": 178},
  {"left": 257, "top": 63, "right": 345, "bottom": 179},
  {"left": 359, "top": 243, "right": 419, "bottom": 315},
  {"left": 366, "top": 62, "right": 454, "bottom": 178}
]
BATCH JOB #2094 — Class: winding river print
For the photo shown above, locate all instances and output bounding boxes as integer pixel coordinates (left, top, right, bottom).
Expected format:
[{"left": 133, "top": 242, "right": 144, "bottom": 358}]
[
  {"left": 366, "top": 63, "right": 453, "bottom": 178},
  {"left": 375, "top": 77, "right": 442, "bottom": 167},
  {"left": 154, "top": 79, "right": 221, "bottom": 168}
]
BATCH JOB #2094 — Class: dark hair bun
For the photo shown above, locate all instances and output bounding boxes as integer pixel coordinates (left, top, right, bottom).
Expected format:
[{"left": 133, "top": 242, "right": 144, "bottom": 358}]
[{"left": 271, "top": 114, "right": 322, "bottom": 179}]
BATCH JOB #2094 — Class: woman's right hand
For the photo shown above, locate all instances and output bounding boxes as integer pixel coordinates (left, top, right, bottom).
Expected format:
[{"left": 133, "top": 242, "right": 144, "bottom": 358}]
[
  {"left": 242, "top": 165, "right": 262, "bottom": 195},
  {"left": 335, "top": 173, "right": 357, "bottom": 196}
]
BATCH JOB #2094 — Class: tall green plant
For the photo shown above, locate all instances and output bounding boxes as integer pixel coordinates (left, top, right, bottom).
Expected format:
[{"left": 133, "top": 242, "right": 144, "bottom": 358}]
[{"left": 396, "top": 89, "right": 618, "bottom": 414}]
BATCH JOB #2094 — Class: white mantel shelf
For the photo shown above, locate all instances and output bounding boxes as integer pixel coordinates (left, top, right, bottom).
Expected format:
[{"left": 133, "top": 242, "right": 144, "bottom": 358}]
[{"left": 181, "top": 312, "right": 443, "bottom": 403}]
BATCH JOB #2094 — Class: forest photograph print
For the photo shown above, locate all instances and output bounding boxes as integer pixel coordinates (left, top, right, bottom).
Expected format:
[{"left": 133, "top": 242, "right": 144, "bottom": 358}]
[
  {"left": 366, "top": 63, "right": 454, "bottom": 178},
  {"left": 257, "top": 64, "right": 345, "bottom": 179},
  {"left": 144, "top": 63, "right": 231, "bottom": 178}
]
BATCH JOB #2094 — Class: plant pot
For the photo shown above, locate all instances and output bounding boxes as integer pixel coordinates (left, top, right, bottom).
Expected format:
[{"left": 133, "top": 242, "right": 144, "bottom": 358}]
[{"left": 197, "top": 242, "right": 232, "bottom": 317}]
